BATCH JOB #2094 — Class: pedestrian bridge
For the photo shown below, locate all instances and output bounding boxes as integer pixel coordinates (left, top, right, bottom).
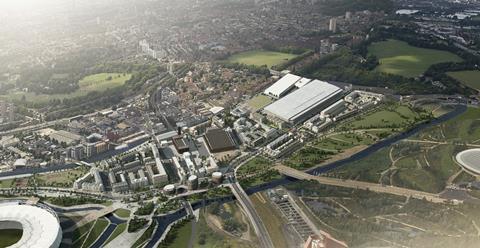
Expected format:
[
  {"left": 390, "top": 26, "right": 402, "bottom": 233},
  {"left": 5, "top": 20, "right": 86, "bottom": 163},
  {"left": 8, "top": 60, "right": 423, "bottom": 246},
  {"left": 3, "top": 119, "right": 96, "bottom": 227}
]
[{"left": 275, "top": 165, "right": 450, "bottom": 204}]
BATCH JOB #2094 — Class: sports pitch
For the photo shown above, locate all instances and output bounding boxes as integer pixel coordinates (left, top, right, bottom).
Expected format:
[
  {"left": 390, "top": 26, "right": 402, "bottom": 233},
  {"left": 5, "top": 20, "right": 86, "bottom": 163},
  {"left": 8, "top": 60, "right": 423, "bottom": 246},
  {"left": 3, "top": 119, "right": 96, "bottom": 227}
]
[
  {"left": 447, "top": 70, "right": 480, "bottom": 91},
  {"left": 227, "top": 50, "right": 298, "bottom": 68},
  {"left": 368, "top": 39, "right": 463, "bottom": 78}
]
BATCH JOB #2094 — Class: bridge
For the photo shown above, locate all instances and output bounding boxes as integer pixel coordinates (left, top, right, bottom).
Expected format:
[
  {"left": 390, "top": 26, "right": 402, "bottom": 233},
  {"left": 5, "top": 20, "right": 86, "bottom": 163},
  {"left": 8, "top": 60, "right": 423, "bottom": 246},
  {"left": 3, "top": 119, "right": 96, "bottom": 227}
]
[
  {"left": 65, "top": 206, "right": 118, "bottom": 232},
  {"left": 275, "top": 165, "right": 450, "bottom": 204}
]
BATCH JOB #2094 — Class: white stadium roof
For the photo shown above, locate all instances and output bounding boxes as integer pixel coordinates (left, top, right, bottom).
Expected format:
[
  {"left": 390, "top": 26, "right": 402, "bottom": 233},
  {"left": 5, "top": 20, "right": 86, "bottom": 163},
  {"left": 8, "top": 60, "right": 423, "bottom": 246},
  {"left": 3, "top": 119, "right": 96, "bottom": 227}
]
[
  {"left": 264, "top": 80, "right": 342, "bottom": 123},
  {"left": 0, "top": 201, "right": 62, "bottom": 248},
  {"left": 456, "top": 149, "right": 480, "bottom": 175},
  {"left": 264, "top": 73, "right": 302, "bottom": 98}
]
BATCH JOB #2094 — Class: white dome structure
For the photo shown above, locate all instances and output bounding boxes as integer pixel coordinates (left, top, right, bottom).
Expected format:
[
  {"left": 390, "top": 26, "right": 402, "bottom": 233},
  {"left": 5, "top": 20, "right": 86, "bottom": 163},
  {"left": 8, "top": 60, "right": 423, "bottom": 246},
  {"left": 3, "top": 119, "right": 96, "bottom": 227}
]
[
  {"left": 0, "top": 201, "right": 62, "bottom": 248},
  {"left": 456, "top": 148, "right": 480, "bottom": 175}
]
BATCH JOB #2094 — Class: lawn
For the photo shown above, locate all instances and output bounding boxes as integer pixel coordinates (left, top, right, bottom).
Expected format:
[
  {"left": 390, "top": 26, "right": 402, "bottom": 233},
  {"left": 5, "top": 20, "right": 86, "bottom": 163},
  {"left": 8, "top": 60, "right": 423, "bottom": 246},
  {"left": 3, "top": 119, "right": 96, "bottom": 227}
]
[
  {"left": 35, "top": 167, "right": 88, "bottom": 188},
  {"left": 0, "top": 229, "right": 22, "bottom": 247},
  {"left": 246, "top": 94, "right": 274, "bottom": 112},
  {"left": 331, "top": 147, "right": 391, "bottom": 182},
  {"left": 104, "top": 223, "right": 127, "bottom": 246},
  {"left": 114, "top": 208, "right": 131, "bottom": 218},
  {"left": 72, "top": 221, "right": 95, "bottom": 247},
  {"left": 0, "top": 179, "right": 14, "bottom": 188},
  {"left": 82, "top": 218, "right": 109, "bottom": 248},
  {"left": 237, "top": 156, "right": 273, "bottom": 176},
  {"left": 162, "top": 220, "right": 192, "bottom": 248},
  {"left": 368, "top": 39, "right": 463, "bottom": 78},
  {"left": 227, "top": 50, "right": 298, "bottom": 68},
  {"left": 447, "top": 70, "right": 480, "bottom": 91},
  {"left": 314, "top": 133, "right": 375, "bottom": 152},
  {"left": 343, "top": 103, "right": 422, "bottom": 130},
  {"left": 1, "top": 73, "right": 131, "bottom": 104},
  {"left": 132, "top": 220, "right": 156, "bottom": 248},
  {"left": 440, "top": 107, "right": 480, "bottom": 142}
]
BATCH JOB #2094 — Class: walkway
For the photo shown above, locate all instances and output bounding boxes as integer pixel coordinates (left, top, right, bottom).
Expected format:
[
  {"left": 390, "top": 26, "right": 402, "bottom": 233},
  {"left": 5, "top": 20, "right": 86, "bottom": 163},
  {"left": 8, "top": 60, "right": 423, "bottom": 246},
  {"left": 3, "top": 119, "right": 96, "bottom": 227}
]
[{"left": 276, "top": 165, "right": 450, "bottom": 204}]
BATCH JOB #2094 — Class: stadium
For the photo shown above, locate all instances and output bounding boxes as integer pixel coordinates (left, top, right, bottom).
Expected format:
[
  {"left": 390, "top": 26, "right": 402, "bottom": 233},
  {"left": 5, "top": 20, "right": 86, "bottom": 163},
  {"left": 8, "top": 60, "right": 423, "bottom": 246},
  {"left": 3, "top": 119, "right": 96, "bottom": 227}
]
[
  {"left": 456, "top": 149, "right": 480, "bottom": 175},
  {"left": 0, "top": 200, "right": 62, "bottom": 248}
]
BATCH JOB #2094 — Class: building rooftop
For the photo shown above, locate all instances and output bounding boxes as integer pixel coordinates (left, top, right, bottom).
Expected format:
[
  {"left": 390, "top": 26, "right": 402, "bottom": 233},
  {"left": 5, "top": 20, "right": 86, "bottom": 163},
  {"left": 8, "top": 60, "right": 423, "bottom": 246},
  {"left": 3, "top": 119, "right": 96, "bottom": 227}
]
[
  {"left": 264, "top": 73, "right": 301, "bottom": 98},
  {"left": 0, "top": 201, "right": 62, "bottom": 248},
  {"left": 264, "top": 80, "right": 342, "bottom": 122},
  {"left": 49, "top": 130, "right": 82, "bottom": 145},
  {"left": 456, "top": 148, "right": 480, "bottom": 175},
  {"left": 204, "top": 129, "right": 236, "bottom": 153}
]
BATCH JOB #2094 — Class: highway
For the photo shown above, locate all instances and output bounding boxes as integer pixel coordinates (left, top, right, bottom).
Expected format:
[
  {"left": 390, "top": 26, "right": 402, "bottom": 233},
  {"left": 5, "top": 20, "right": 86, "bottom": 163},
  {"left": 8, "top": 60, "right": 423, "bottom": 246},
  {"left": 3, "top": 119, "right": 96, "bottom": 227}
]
[
  {"left": 276, "top": 165, "right": 450, "bottom": 203},
  {"left": 228, "top": 179, "right": 274, "bottom": 248}
]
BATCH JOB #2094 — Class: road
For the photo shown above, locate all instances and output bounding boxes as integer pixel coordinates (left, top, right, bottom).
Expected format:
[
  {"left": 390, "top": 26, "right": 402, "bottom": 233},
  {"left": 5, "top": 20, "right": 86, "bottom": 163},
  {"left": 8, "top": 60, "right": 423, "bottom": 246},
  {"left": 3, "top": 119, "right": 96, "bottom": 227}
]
[
  {"left": 0, "top": 109, "right": 105, "bottom": 136},
  {"left": 276, "top": 165, "right": 450, "bottom": 203},
  {"left": 229, "top": 180, "right": 274, "bottom": 248}
]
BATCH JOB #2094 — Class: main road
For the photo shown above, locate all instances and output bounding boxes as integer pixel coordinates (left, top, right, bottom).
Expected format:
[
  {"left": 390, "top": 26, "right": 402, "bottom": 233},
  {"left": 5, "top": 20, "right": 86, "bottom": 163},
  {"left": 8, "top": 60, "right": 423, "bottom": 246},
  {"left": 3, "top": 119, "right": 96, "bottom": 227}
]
[{"left": 228, "top": 178, "right": 274, "bottom": 248}]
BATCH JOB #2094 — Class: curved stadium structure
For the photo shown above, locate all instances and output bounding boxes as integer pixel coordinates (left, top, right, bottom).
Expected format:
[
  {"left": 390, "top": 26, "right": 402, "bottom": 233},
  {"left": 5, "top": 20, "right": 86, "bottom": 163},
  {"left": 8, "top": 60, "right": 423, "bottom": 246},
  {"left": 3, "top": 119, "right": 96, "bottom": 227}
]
[
  {"left": 0, "top": 200, "right": 62, "bottom": 248},
  {"left": 456, "top": 148, "right": 480, "bottom": 176}
]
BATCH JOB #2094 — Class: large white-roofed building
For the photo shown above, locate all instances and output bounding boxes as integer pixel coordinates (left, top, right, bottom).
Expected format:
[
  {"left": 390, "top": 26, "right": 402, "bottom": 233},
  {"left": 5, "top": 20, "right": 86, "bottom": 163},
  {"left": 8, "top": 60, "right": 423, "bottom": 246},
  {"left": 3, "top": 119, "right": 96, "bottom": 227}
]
[
  {"left": 0, "top": 200, "right": 62, "bottom": 248},
  {"left": 263, "top": 80, "right": 343, "bottom": 126},
  {"left": 264, "top": 74, "right": 304, "bottom": 99}
]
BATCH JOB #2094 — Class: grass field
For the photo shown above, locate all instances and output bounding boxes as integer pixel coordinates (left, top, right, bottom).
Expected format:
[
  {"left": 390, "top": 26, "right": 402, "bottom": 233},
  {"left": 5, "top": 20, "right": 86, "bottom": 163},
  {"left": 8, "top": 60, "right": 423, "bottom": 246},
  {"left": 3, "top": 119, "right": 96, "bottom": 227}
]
[
  {"left": 0, "top": 229, "right": 22, "bottom": 247},
  {"left": 227, "top": 50, "right": 298, "bottom": 68},
  {"left": 162, "top": 220, "right": 192, "bottom": 248},
  {"left": 246, "top": 95, "right": 274, "bottom": 112},
  {"left": 447, "top": 70, "right": 480, "bottom": 91},
  {"left": 104, "top": 223, "right": 127, "bottom": 246},
  {"left": 237, "top": 156, "right": 273, "bottom": 176},
  {"left": 72, "top": 221, "right": 95, "bottom": 247},
  {"left": 0, "top": 179, "right": 14, "bottom": 188},
  {"left": 82, "top": 218, "right": 109, "bottom": 248},
  {"left": 1, "top": 73, "right": 131, "bottom": 104},
  {"left": 133, "top": 220, "right": 156, "bottom": 248},
  {"left": 190, "top": 209, "right": 253, "bottom": 248},
  {"left": 35, "top": 167, "right": 88, "bottom": 188},
  {"left": 343, "top": 103, "right": 423, "bottom": 130},
  {"left": 114, "top": 209, "right": 131, "bottom": 218},
  {"left": 368, "top": 39, "right": 463, "bottom": 78},
  {"left": 314, "top": 133, "right": 375, "bottom": 152}
]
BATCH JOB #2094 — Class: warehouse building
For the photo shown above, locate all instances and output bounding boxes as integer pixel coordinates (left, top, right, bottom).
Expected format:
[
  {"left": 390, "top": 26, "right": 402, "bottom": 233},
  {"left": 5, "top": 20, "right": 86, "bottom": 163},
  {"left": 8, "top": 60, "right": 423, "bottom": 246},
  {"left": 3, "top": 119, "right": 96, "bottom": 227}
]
[
  {"left": 204, "top": 128, "right": 237, "bottom": 153},
  {"left": 320, "top": 99, "right": 346, "bottom": 119},
  {"left": 264, "top": 74, "right": 311, "bottom": 99},
  {"left": 263, "top": 80, "right": 343, "bottom": 126}
]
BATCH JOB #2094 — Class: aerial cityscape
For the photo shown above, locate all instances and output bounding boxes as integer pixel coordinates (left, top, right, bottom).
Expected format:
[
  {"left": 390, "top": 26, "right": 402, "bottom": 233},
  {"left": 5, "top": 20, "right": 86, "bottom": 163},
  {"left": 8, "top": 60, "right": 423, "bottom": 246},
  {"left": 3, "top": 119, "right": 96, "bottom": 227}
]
[{"left": 1, "top": 0, "right": 480, "bottom": 247}]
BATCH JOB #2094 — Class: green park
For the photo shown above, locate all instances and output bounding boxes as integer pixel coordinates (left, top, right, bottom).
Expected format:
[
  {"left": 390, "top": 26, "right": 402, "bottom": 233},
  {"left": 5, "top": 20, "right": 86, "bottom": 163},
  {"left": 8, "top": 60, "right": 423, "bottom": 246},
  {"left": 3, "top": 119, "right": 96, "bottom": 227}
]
[
  {"left": 1, "top": 73, "right": 131, "bottom": 104},
  {"left": 368, "top": 39, "right": 463, "bottom": 78},
  {"left": 227, "top": 50, "right": 298, "bottom": 68},
  {"left": 447, "top": 70, "right": 480, "bottom": 91}
]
